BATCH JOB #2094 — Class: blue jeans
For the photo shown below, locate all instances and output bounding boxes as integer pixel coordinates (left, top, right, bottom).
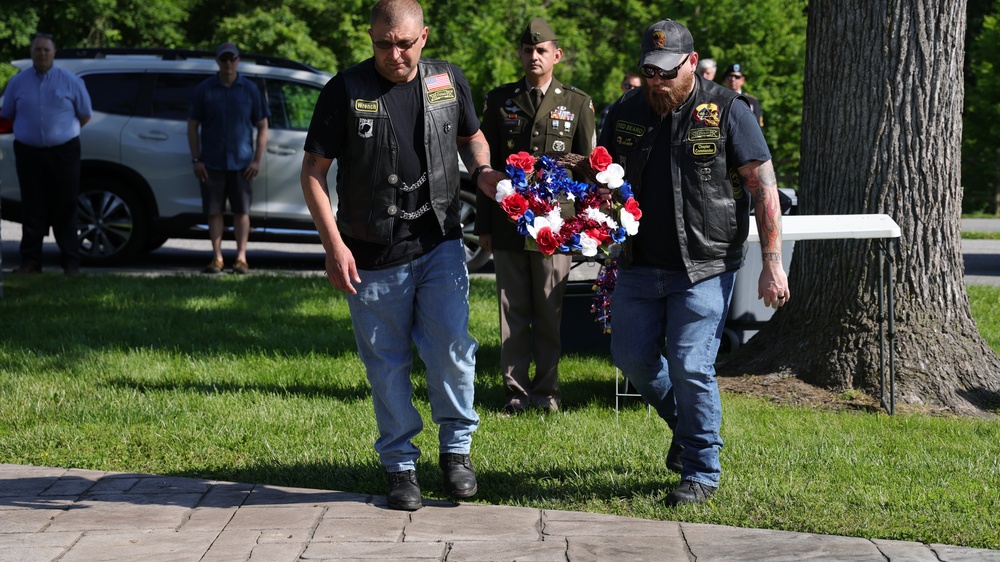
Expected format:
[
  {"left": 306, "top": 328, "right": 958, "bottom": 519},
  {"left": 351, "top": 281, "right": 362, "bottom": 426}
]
[
  {"left": 610, "top": 266, "right": 735, "bottom": 488},
  {"left": 346, "top": 238, "right": 480, "bottom": 473}
]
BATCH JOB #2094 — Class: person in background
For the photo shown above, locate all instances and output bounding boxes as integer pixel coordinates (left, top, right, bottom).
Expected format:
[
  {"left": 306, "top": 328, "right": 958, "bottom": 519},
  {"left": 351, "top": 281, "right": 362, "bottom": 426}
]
[
  {"left": 300, "top": 0, "right": 504, "bottom": 511},
  {"left": 599, "top": 71, "right": 641, "bottom": 133},
  {"left": 599, "top": 19, "right": 788, "bottom": 506},
  {"left": 477, "top": 17, "right": 596, "bottom": 415},
  {"left": 696, "top": 58, "right": 717, "bottom": 81},
  {"left": 188, "top": 42, "right": 270, "bottom": 275},
  {"left": 1, "top": 33, "right": 92, "bottom": 275},
  {"left": 722, "top": 63, "right": 764, "bottom": 127}
]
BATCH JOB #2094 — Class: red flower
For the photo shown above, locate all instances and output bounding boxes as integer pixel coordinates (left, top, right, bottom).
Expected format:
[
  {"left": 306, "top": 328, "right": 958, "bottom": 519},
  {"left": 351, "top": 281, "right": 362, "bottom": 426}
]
[
  {"left": 535, "top": 227, "right": 560, "bottom": 255},
  {"left": 624, "top": 197, "right": 642, "bottom": 220},
  {"left": 585, "top": 227, "right": 610, "bottom": 245},
  {"left": 507, "top": 151, "right": 536, "bottom": 173},
  {"left": 500, "top": 193, "right": 529, "bottom": 220},
  {"left": 589, "top": 146, "right": 613, "bottom": 172}
]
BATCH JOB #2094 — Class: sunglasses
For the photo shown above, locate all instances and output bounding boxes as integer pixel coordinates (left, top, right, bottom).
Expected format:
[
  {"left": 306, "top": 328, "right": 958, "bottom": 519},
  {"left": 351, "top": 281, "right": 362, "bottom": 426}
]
[
  {"left": 373, "top": 38, "right": 419, "bottom": 51},
  {"left": 639, "top": 54, "right": 691, "bottom": 80},
  {"left": 218, "top": 54, "right": 239, "bottom": 62}
]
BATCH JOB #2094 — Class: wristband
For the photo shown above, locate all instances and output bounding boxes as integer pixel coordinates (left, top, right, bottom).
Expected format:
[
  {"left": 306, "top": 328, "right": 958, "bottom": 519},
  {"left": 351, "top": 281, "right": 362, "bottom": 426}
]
[{"left": 471, "top": 164, "right": 491, "bottom": 185}]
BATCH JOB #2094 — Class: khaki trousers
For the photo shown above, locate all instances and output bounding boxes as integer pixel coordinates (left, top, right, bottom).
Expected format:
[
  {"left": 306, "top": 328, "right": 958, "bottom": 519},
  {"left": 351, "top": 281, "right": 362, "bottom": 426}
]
[{"left": 493, "top": 249, "right": 571, "bottom": 408}]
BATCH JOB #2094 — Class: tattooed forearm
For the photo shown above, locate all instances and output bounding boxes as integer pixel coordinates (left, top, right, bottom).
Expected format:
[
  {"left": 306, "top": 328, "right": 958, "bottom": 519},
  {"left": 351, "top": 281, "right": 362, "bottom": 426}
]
[
  {"left": 459, "top": 132, "right": 492, "bottom": 169},
  {"left": 740, "top": 160, "right": 783, "bottom": 254}
]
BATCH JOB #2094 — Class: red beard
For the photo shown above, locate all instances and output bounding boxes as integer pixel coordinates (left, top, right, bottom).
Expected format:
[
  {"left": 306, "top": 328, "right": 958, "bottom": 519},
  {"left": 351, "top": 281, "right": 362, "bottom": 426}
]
[{"left": 643, "top": 71, "right": 695, "bottom": 116}]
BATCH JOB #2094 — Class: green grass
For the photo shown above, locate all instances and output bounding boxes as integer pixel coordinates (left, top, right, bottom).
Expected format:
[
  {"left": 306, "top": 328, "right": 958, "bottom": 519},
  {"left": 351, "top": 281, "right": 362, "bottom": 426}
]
[
  {"left": 963, "top": 231, "right": 1000, "bottom": 240},
  {"left": 1, "top": 274, "right": 999, "bottom": 549}
]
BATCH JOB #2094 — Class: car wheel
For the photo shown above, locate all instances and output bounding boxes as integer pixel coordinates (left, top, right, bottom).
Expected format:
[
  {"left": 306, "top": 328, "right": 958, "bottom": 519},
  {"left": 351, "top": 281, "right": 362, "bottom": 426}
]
[
  {"left": 76, "top": 178, "right": 150, "bottom": 265},
  {"left": 459, "top": 189, "right": 491, "bottom": 273}
]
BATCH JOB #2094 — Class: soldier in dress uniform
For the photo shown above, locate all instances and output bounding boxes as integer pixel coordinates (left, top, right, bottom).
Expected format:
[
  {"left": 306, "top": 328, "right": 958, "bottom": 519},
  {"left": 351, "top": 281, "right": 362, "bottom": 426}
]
[{"left": 476, "top": 17, "right": 596, "bottom": 414}]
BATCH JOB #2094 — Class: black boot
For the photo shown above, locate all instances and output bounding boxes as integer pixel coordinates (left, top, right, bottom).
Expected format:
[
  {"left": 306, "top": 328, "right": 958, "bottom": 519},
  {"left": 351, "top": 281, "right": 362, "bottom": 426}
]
[
  {"left": 386, "top": 469, "right": 422, "bottom": 511},
  {"left": 666, "top": 437, "right": 683, "bottom": 474},
  {"left": 440, "top": 453, "right": 478, "bottom": 498},
  {"left": 665, "top": 480, "right": 717, "bottom": 507}
]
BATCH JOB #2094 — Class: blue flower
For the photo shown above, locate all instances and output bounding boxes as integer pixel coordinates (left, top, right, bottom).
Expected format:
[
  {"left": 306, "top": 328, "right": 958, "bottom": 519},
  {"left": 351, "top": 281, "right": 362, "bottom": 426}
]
[{"left": 619, "top": 180, "right": 634, "bottom": 200}]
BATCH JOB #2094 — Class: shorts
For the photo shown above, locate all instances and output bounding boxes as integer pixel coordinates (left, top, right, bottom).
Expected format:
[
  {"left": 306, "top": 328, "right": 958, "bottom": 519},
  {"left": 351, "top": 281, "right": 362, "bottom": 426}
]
[{"left": 201, "top": 169, "right": 253, "bottom": 215}]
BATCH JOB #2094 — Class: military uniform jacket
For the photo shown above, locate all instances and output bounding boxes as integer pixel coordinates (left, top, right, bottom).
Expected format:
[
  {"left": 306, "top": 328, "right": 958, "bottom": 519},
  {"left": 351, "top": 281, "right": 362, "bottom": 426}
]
[{"left": 476, "top": 76, "right": 595, "bottom": 250}]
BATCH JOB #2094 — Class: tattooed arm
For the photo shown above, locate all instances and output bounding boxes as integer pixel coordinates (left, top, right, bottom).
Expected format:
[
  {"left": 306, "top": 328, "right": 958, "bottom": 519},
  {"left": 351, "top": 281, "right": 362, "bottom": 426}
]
[
  {"left": 458, "top": 130, "right": 503, "bottom": 201},
  {"left": 739, "top": 159, "right": 790, "bottom": 307},
  {"left": 300, "top": 152, "right": 359, "bottom": 294}
]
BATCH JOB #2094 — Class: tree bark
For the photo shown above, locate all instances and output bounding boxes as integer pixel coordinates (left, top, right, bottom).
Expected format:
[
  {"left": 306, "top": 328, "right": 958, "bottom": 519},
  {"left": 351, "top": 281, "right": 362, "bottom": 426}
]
[{"left": 720, "top": 0, "right": 1000, "bottom": 416}]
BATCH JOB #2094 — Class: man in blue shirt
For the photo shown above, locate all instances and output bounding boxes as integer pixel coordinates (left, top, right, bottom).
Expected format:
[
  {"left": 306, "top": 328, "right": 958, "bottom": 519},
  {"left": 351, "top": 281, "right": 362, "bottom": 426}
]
[
  {"left": 0, "top": 33, "right": 92, "bottom": 275},
  {"left": 187, "top": 42, "right": 270, "bottom": 275}
]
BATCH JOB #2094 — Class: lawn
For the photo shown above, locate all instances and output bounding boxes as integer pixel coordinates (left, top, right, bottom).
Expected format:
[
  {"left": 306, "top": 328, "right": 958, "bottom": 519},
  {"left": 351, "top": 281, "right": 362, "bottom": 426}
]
[{"left": 0, "top": 273, "right": 998, "bottom": 549}]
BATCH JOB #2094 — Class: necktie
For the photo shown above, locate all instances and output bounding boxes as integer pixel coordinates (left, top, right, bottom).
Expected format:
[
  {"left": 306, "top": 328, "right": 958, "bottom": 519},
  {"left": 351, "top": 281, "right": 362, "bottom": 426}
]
[{"left": 530, "top": 88, "right": 542, "bottom": 112}]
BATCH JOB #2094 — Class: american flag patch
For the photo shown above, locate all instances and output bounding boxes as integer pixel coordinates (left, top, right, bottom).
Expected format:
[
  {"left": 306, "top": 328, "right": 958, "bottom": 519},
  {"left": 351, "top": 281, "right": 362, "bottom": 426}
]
[{"left": 424, "top": 73, "right": 452, "bottom": 91}]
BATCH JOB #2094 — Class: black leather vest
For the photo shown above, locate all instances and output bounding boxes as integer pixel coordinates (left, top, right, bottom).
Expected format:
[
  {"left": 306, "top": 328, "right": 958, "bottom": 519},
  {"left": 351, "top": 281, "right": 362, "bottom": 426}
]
[
  {"left": 607, "top": 76, "right": 751, "bottom": 282},
  {"left": 337, "top": 58, "right": 462, "bottom": 243}
]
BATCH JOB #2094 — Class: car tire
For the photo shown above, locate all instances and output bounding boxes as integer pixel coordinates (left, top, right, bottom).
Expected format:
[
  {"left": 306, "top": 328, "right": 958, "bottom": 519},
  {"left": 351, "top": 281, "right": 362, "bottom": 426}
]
[
  {"left": 76, "top": 177, "right": 150, "bottom": 266},
  {"left": 459, "top": 189, "right": 491, "bottom": 273}
]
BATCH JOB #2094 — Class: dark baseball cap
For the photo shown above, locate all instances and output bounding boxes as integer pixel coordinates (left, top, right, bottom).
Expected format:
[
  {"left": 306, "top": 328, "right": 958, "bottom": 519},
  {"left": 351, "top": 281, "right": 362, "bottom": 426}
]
[
  {"left": 724, "top": 63, "right": 745, "bottom": 77},
  {"left": 521, "top": 18, "right": 557, "bottom": 45},
  {"left": 216, "top": 42, "right": 240, "bottom": 58},
  {"left": 639, "top": 19, "right": 693, "bottom": 70}
]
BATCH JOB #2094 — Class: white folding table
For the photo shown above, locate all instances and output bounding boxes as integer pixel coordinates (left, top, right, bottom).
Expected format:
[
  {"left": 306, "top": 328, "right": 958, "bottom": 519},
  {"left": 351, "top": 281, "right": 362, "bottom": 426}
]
[
  {"left": 613, "top": 214, "right": 902, "bottom": 417},
  {"left": 747, "top": 214, "right": 902, "bottom": 414}
]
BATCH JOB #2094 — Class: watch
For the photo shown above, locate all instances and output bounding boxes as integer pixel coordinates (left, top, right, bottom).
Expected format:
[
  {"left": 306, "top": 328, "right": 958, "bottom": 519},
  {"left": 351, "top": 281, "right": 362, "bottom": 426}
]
[
  {"left": 471, "top": 164, "right": 491, "bottom": 185},
  {"left": 192, "top": 157, "right": 201, "bottom": 164}
]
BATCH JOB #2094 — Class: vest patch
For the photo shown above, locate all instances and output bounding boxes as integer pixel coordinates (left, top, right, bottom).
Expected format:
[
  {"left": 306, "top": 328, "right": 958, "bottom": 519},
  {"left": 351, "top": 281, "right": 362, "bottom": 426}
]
[
  {"left": 425, "top": 73, "right": 453, "bottom": 91},
  {"left": 358, "top": 118, "right": 374, "bottom": 139},
  {"left": 427, "top": 88, "right": 457, "bottom": 104},
  {"left": 688, "top": 127, "right": 721, "bottom": 141},
  {"left": 355, "top": 99, "right": 379, "bottom": 113},
  {"left": 693, "top": 103, "right": 721, "bottom": 127},
  {"left": 615, "top": 121, "right": 646, "bottom": 136},
  {"left": 692, "top": 142, "right": 717, "bottom": 156}
]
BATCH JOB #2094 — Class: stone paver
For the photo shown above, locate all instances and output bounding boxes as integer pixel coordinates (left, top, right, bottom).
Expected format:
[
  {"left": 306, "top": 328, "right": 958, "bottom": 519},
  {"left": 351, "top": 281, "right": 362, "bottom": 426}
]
[{"left": 2, "top": 463, "right": 1000, "bottom": 561}]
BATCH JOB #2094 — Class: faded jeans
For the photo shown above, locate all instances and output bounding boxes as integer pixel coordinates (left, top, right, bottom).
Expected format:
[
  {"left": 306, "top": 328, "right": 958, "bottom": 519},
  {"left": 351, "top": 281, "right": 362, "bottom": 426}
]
[
  {"left": 610, "top": 266, "right": 735, "bottom": 487},
  {"left": 346, "top": 238, "right": 480, "bottom": 473}
]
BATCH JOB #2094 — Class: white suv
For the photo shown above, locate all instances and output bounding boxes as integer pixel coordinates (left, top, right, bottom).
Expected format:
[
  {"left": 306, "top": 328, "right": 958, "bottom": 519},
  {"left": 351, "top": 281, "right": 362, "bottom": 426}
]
[{"left": 0, "top": 48, "right": 489, "bottom": 270}]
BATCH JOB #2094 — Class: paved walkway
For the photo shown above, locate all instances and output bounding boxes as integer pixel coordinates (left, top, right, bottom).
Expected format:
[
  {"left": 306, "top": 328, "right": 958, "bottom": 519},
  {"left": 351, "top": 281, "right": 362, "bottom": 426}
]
[{"left": 1, "top": 464, "right": 998, "bottom": 561}]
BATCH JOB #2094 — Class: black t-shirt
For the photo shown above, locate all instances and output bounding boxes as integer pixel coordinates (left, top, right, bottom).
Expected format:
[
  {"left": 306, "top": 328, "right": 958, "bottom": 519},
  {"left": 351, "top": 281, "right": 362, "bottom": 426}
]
[
  {"left": 633, "top": 96, "right": 771, "bottom": 269},
  {"left": 304, "top": 63, "right": 479, "bottom": 269}
]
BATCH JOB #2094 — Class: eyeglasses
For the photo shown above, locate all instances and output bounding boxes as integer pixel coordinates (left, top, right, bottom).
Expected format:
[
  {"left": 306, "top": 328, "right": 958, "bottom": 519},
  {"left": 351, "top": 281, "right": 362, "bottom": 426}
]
[
  {"left": 373, "top": 38, "right": 419, "bottom": 51},
  {"left": 639, "top": 55, "right": 691, "bottom": 81},
  {"left": 725, "top": 74, "right": 744, "bottom": 80},
  {"left": 622, "top": 83, "right": 639, "bottom": 91},
  {"left": 218, "top": 54, "right": 239, "bottom": 62}
]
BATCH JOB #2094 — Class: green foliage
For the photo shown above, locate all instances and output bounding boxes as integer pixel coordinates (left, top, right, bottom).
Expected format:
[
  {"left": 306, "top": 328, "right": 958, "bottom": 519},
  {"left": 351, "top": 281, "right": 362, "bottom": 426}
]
[
  {"left": 1, "top": 274, "right": 1000, "bottom": 548},
  {"left": 965, "top": 0, "right": 1000, "bottom": 214}
]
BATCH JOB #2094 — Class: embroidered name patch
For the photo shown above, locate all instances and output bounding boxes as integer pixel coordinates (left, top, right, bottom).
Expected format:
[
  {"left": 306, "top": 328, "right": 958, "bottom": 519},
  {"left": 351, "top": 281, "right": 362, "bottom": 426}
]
[
  {"left": 615, "top": 121, "right": 646, "bottom": 136},
  {"left": 355, "top": 99, "right": 379, "bottom": 113},
  {"left": 692, "top": 142, "right": 717, "bottom": 156},
  {"left": 688, "top": 127, "right": 721, "bottom": 141}
]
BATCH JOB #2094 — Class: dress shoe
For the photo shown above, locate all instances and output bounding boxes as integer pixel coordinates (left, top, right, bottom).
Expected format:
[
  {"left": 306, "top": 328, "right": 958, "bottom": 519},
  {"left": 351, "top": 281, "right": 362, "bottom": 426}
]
[
  {"left": 202, "top": 258, "right": 224, "bottom": 274},
  {"left": 440, "top": 453, "right": 478, "bottom": 498},
  {"left": 386, "top": 469, "right": 422, "bottom": 511},
  {"left": 665, "top": 480, "right": 717, "bottom": 507},
  {"left": 501, "top": 403, "right": 525, "bottom": 418},
  {"left": 13, "top": 264, "right": 41, "bottom": 274},
  {"left": 666, "top": 437, "right": 683, "bottom": 474}
]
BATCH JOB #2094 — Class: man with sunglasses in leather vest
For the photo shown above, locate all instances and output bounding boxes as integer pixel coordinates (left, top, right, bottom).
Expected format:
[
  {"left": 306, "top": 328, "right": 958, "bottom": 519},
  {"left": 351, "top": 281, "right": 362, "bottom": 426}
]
[
  {"left": 599, "top": 19, "right": 789, "bottom": 506},
  {"left": 301, "top": 0, "right": 503, "bottom": 512}
]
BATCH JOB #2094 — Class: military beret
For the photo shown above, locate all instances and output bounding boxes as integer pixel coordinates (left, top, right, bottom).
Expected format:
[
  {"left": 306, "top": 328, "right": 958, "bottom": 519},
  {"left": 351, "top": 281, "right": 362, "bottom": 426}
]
[{"left": 521, "top": 18, "right": 557, "bottom": 45}]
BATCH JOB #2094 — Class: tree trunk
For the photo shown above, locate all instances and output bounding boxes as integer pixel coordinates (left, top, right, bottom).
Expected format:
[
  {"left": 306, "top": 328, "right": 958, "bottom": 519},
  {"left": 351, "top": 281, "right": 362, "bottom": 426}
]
[{"left": 721, "top": 0, "right": 1000, "bottom": 416}]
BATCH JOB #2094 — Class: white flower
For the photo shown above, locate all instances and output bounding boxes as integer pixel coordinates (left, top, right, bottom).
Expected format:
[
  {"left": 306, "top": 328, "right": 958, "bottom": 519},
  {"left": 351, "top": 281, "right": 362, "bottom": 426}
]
[
  {"left": 620, "top": 206, "right": 640, "bottom": 235},
  {"left": 578, "top": 231, "right": 600, "bottom": 257},
  {"left": 495, "top": 179, "right": 514, "bottom": 202},
  {"left": 526, "top": 213, "right": 559, "bottom": 238},
  {"left": 585, "top": 207, "right": 618, "bottom": 229},
  {"left": 545, "top": 207, "right": 564, "bottom": 231},
  {"left": 596, "top": 163, "right": 625, "bottom": 189}
]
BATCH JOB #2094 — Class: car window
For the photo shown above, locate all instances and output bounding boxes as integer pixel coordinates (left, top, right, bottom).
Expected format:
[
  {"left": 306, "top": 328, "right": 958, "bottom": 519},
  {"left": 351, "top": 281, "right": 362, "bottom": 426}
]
[
  {"left": 150, "top": 73, "right": 209, "bottom": 121},
  {"left": 82, "top": 73, "right": 143, "bottom": 116},
  {"left": 265, "top": 79, "right": 321, "bottom": 130}
]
